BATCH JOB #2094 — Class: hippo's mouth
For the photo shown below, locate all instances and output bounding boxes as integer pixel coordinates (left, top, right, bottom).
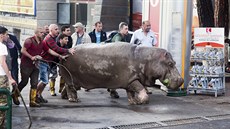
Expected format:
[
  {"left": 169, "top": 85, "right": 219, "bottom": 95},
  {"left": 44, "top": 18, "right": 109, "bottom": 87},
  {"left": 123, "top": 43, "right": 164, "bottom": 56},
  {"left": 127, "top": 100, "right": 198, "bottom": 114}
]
[
  {"left": 162, "top": 77, "right": 184, "bottom": 90},
  {"left": 159, "top": 73, "right": 168, "bottom": 84},
  {"left": 162, "top": 78, "right": 170, "bottom": 86},
  {"left": 159, "top": 74, "right": 173, "bottom": 88}
]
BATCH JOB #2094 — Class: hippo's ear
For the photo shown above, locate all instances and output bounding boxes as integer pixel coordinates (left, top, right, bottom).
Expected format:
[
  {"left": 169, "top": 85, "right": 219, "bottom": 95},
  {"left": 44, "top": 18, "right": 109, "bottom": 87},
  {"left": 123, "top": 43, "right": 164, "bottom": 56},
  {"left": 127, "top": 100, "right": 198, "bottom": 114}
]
[
  {"left": 162, "top": 51, "right": 169, "bottom": 59},
  {"left": 161, "top": 52, "right": 172, "bottom": 62}
]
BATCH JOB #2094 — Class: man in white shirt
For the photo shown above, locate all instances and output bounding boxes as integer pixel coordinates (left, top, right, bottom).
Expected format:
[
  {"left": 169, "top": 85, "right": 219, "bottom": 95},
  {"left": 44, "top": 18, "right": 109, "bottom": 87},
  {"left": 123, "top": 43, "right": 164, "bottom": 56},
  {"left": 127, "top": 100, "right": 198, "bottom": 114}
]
[
  {"left": 0, "top": 26, "right": 16, "bottom": 127},
  {"left": 71, "top": 22, "right": 92, "bottom": 47},
  {"left": 130, "top": 21, "right": 157, "bottom": 94},
  {"left": 130, "top": 20, "right": 157, "bottom": 47}
]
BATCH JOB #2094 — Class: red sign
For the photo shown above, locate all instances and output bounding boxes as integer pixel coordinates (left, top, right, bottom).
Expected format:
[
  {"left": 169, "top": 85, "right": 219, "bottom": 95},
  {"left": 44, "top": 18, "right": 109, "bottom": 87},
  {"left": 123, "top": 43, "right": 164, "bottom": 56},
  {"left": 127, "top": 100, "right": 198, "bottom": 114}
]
[
  {"left": 149, "top": 0, "right": 160, "bottom": 46},
  {"left": 132, "top": 12, "right": 142, "bottom": 31}
]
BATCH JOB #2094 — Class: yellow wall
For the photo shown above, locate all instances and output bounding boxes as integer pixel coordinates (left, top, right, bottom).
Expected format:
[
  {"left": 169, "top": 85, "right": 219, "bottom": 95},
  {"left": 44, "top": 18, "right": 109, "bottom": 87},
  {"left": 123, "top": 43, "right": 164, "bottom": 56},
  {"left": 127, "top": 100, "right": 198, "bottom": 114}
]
[{"left": 0, "top": 0, "right": 35, "bottom": 15}]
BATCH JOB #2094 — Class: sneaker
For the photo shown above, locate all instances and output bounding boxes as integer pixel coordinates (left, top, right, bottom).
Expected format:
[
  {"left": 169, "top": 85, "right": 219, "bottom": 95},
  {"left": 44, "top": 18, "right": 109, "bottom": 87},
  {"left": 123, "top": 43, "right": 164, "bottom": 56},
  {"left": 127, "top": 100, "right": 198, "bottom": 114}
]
[{"left": 36, "top": 95, "right": 48, "bottom": 103}]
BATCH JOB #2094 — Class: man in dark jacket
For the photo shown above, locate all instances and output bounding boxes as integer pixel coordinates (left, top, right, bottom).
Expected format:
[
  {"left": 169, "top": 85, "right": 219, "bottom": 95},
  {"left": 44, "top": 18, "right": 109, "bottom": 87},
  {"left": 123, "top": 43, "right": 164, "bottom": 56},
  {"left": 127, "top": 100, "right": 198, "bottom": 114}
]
[
  {"left": 60, "top": 25, "right": 73, "bottom": 48},
  {"left": 112, "top": 22, "right": 131, "bottom": 43},
  {"left": 89, "top": 21, "right": 107, "bottom": 43},
  {"left": 8, "top": 34, "right": 22, "bottom": 84}
]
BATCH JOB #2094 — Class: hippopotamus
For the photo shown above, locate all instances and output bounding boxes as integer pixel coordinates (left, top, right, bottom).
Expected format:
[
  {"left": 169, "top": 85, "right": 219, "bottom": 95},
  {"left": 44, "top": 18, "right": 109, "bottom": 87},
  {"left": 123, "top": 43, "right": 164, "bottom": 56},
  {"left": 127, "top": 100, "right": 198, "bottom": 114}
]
[{"left": 59, "top": 43, "right": 184, "bottom": 105}]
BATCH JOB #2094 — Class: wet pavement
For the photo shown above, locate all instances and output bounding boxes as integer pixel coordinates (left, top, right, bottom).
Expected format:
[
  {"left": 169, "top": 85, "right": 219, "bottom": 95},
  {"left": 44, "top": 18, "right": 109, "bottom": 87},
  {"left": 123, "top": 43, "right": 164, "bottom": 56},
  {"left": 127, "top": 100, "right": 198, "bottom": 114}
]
[{"left": 11, "top": 77, "right": 230, "bottom": 129}]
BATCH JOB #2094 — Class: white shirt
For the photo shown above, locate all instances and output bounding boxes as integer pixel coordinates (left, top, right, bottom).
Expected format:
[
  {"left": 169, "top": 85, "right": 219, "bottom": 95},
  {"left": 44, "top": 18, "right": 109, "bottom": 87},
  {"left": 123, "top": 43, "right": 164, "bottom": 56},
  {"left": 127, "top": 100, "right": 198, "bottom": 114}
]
[
  {"left": 0, "top": 42, "right": 8, "bottom": 75},
  {"left": 130, "top": 29, "right": 157, "bottom": 47},
  {"left": 71, "top": 32, "right": 92, "bottom": 47}
]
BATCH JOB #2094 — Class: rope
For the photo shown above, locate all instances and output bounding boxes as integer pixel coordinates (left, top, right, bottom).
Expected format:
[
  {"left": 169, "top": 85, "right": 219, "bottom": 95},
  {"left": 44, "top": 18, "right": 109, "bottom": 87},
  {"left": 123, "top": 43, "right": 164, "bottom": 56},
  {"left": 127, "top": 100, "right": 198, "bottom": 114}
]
[
  {"left": 11, "top": 58, "right": 75, "bottom": 129},
  {"left": 37, "top": 58, "right": 77, "bottom": 92},
  {"left": 12, "top": 84, "right": 32, "bottom": 129}
]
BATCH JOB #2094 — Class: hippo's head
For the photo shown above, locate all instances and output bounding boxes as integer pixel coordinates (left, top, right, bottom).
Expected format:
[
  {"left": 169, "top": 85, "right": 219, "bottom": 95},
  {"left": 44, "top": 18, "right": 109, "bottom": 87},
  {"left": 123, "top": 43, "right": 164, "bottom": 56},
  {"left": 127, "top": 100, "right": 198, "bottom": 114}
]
[{"left": 147, "top": 50, "right": 184, "bottom": 90}]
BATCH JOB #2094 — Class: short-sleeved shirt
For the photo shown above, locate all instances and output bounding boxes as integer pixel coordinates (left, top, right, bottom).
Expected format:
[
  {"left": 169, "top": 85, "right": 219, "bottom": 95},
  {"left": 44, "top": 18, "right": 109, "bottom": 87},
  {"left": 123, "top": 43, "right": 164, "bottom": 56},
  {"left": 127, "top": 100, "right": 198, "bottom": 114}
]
[
  {"left": 0, "top": 42, "right": 8, "bottom": 75},
  {"left": 130, "top": 29, "right": 157, "bottom": 47},
  {"left": 21, "top": 36, "right": 49, "bottom": 67}
]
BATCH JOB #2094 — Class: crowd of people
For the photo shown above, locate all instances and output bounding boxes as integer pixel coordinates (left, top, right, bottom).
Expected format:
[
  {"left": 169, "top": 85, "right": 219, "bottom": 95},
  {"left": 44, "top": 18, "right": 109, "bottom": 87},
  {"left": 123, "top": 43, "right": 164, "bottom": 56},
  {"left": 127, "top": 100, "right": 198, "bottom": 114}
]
[{"left": 0, "top": 20, "right": 156, "bottom": 127}]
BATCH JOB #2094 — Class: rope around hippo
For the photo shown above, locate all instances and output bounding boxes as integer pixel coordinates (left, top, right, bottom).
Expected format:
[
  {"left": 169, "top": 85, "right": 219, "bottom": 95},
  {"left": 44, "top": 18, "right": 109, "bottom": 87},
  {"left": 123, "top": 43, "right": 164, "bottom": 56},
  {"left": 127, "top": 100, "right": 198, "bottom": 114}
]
[
  {"left": 11, "top": 59, "right": 76, "bottom": 129},
  {"left": 37, "top": 58, "right": 78, "bottom": 93}
]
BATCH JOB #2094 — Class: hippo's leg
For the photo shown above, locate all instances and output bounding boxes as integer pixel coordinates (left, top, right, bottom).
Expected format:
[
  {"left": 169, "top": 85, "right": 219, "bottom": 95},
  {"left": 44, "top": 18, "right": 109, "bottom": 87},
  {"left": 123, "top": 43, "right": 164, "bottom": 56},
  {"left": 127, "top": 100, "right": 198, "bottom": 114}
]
[
  {"left": 61, "top": 86, "right": 68, "bottom": 99},
  {"left": 126, "top": 90, "right": 136, "bottom": 105},
  {"left": 128, "top": 80, "right": 149, "bottom": 104},
  {"left": 66, "top": 85, "right": 80, "bottom": 103},
  {"left": 108, "top": 89, "right": 119, "bottom": 98},
  {"left": 144, "top": 86, "right": 152, "bottom": 94}
]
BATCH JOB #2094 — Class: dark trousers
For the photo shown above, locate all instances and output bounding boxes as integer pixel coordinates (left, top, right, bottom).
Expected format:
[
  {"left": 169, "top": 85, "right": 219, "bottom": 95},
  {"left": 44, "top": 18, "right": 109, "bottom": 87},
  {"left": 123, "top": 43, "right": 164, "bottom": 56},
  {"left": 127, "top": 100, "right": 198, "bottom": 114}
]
[
  {"left": 18, "top": 65, "right": 39, "bottom": 91},
  {"left": 11, "top": 57, "right": 19, "bottom": 84}
]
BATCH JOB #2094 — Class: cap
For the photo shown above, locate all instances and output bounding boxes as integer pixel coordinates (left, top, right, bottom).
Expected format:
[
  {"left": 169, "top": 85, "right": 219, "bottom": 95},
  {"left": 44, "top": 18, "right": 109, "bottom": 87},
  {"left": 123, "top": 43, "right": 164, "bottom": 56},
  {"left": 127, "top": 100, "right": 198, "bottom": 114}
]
[{"left": 73, "top": 22, "right": 85, "bottom": 28}]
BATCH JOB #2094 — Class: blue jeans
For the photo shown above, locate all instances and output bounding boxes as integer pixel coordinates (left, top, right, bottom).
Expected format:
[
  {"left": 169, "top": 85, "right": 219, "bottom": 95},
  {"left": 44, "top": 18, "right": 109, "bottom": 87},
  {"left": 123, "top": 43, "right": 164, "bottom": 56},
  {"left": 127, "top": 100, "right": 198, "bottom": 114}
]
[{"left": 38, "top": 61, "right": 50, "bottom": 84}]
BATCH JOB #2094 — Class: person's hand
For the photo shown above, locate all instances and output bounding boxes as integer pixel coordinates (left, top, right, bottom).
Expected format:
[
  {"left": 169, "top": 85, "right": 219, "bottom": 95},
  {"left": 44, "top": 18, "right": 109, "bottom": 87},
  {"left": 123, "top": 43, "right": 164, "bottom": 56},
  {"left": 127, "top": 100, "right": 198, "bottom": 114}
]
[
  {"left": 31, "top": 56, "right": 36, "bottom": 61},
  {"left": 60, "top": 55, "right": 69, "bottom": 61},
  {"left": 68, "top": 48, "right": 75, "bottom": 55},
  {"left": 31, "top": 55, "right": 42, "bottom": 61},
  {"left": 35, "top": 55, "right": 42, "bottom": 60},
  {"left": 9, "top": 78, "right": 16, "bottom": 86}
]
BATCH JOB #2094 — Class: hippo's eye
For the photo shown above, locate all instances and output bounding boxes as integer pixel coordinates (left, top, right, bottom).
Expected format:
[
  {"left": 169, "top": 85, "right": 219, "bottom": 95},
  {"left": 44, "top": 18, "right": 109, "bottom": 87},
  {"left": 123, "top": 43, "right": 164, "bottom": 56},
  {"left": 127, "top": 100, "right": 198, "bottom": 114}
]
[{"left": 168, "top": 62, "right": 173, "bottom": 67}]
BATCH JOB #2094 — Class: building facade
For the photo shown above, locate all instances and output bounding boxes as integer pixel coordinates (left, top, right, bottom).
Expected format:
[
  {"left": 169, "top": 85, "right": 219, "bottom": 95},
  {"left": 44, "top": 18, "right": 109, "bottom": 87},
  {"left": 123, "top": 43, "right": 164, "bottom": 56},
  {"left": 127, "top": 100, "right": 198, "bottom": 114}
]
[{"left": 0, "top": 0, "right": 130, "bottom": 43}]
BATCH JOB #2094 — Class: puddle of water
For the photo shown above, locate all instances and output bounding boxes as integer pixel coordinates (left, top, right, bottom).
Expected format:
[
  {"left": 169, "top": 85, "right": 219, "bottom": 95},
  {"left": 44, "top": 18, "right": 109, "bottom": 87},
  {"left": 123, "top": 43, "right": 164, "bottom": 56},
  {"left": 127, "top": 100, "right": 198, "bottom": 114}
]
[{"left": 32, "top": 116, "right": 100, "bottom": 124}]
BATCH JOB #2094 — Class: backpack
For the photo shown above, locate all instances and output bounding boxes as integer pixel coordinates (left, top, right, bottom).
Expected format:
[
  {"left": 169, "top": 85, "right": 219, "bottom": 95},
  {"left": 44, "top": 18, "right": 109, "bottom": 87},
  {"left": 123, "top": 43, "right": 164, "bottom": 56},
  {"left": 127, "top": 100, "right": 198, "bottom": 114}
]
[
  {"left": 105, "top": 31, "right": 118, "bottom": 43},
  {"left": 105, "top": 31, "right": 133, "bottom": 43}
]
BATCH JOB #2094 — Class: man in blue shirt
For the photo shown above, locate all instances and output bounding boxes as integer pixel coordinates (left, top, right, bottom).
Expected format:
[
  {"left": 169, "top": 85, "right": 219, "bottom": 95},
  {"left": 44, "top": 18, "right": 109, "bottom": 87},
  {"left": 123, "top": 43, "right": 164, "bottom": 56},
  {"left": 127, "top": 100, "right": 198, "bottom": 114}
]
[{"left": 89, "top": 21, "right": 107, "bottom": 43}]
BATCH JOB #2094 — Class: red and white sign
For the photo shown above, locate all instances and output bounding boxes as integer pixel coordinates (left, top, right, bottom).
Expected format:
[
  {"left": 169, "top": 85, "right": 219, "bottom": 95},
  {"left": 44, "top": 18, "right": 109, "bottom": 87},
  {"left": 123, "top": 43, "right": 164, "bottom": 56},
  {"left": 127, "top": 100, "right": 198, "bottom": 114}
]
[
  {"left": 149, "top": 0, "right": 160, "bottom": 46},
  {"left": 194, "top": 28, "right": 224, "bottom": 48}
]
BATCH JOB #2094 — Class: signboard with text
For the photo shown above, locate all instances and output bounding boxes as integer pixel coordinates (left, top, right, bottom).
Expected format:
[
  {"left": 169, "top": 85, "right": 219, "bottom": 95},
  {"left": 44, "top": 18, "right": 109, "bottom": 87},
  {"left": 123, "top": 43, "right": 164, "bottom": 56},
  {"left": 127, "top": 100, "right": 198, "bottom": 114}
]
[
  {"left": 194, "top": 28, "right": 224, "bottom": 48},
  {"left": 0, "top": 0, "right": 36, "bottom": 15}
]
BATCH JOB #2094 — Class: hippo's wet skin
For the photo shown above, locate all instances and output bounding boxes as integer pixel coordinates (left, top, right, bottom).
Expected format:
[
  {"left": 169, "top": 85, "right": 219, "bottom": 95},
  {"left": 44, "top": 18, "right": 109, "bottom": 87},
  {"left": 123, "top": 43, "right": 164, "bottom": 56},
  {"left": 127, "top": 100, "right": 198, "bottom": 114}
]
[{"left": 60, "top": 43, "right": 184, "bottom": 105}]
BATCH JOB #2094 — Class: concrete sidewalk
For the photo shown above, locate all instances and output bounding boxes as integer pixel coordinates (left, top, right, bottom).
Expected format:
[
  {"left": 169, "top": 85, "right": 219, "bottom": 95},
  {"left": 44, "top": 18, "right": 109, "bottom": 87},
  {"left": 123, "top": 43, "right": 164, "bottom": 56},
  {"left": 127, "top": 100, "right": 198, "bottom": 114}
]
[{"left": 11, "top": 77, "right": 230, "bottom": 129}]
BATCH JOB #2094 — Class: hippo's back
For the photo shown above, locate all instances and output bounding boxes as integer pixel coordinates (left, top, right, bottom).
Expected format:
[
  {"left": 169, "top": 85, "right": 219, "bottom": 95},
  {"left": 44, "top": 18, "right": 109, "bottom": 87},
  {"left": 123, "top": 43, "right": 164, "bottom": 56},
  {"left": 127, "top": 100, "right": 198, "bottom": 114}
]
[
  {"left": 74, "top": 43, "right": 136, "bottom": 58},
  {"left": 61, "top": 43, "right": 166, "bottom": 90},
  {"left": 62, "top": 43, "right": 138, "bottom": 89}
]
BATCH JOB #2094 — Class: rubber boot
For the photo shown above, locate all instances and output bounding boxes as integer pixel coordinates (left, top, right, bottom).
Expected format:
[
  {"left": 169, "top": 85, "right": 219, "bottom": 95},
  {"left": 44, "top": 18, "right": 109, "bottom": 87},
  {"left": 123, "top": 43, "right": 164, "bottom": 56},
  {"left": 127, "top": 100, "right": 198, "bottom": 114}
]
[
  {"left": 12, "top": 89, "right": 20, "bottom": 105},
  {"left": 29, "top": 89, "right": 40, "bottom": 107},
  {"left": 59, "top": 77, "right": 65, "bottom": 93},
  {"left": 50, "top": 79, "right": 57, "bottom": 96}
]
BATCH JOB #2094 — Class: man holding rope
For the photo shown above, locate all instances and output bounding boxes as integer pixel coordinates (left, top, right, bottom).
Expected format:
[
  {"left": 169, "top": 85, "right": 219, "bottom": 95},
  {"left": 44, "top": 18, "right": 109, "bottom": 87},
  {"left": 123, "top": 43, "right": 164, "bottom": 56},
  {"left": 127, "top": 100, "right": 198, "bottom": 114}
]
[
  {"left": 36, "top": 24, "right": 75, "bottom": 104},
  {"left": 12, "top": 27, "right": 71, "bottom": 107}
]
